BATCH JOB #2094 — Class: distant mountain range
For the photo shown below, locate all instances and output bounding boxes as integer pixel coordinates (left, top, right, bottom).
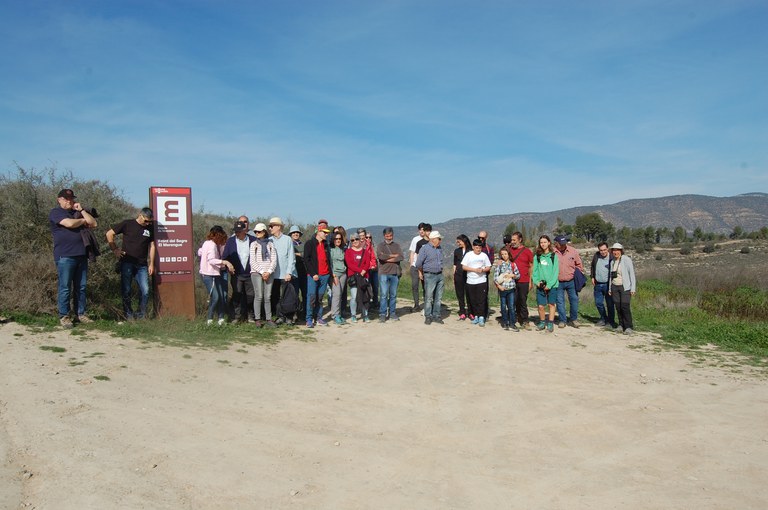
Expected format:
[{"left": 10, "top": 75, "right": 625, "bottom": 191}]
[{"left": 364, "top": 193, "right": 768, "bottom": 248}]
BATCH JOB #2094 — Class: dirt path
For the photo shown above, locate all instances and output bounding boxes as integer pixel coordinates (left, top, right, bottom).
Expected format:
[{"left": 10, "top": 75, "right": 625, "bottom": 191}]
[{"left": 1, "top": 314, "right": 766, "bottom": 509}]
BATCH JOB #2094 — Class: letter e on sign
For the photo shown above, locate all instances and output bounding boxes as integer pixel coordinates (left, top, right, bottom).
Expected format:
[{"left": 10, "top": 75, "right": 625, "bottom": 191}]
[{"left": 157, "top": 197, "right": 188, "bottom": 226}]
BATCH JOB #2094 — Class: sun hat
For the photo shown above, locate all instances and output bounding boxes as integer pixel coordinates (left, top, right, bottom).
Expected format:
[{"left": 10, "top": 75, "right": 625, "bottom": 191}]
[
  {"left": 254, "top": 222, "right": 268, "bottom": 232},
  {"left": 268, "top": 217, "right": 284, "bottom": 227},
  {"left": 429, "top": 231, "right": 442, "bottom": 239},
  {"left": 289, "top": 225, "right": 302, "bottom": 235},
  {"left": 610, "top": 242, "right": 624, "bottom": 250}
]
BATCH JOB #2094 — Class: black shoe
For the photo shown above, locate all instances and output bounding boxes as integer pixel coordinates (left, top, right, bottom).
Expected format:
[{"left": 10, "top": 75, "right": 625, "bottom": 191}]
[
  {"left": 434, "top": 318, "right": 444, "bottom": 324},
  {"left": 424, "top": 317, "right": 432, "bottom": 325}
]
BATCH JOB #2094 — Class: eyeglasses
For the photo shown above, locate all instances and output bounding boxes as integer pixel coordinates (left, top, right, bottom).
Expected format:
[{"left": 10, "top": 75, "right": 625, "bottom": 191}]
[
  {"left": 366, "top": 236, "right": 372, "bottom": 239},
  {"left": 334, "top": 237, "right": 342, "bottom": 241},
  {"left": 478, "top": 237, "right": 486, "bottom": 240}
]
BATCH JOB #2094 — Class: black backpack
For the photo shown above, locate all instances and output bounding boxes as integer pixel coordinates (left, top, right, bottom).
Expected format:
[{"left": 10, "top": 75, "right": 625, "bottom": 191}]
[{"left": 276, "top": 283, "right": 299, "bottom": 317}]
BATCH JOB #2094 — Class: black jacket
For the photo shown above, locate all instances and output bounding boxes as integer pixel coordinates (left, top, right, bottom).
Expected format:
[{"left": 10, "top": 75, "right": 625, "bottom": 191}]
[{"left": 303, "top": 236, "right": 332, "bottom": 277}]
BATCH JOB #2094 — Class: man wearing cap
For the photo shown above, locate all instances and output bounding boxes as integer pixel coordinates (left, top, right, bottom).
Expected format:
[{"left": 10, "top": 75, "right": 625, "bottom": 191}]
[
  {"left": 222, "top": 220, "right": 257, "bottom": 323},
  {"left": 290, "top": 225, "right": 307, "bottom": 321},
  {"left": 415, "top": 231, "right": 445, "bottom": 325},
  {"left": 303, "top": 223, "right": 332, "bottom": 327},
  {"left": 408, "top": 222, "right": 428, "bottom": 312},
  {"left": 49, "top": 188, "right": 98, "bottom": 328},
  {"left": 376, "top": 227, "right": 404, "bottom": 322},
  {"left": 268, "top": 217, "right": 296, "bottom": 324},
  {"left": 106, "top": 208, "right": 156, "bottom": 320},
  {"left": 554, "top": 235, "right": 585, "bottom": 328}
]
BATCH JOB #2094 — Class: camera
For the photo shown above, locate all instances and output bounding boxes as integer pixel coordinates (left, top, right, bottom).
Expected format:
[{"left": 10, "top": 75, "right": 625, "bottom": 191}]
[
  {"left": 610, "top": 271, "right": 618, "bottom": 279},
  {"left": 538, "top": 280, "right": 547, "bottom": 290}
]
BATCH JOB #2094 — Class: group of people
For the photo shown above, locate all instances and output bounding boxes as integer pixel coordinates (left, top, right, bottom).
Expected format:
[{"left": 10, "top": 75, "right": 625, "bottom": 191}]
[{"left": 49, "top": 188, "right": 636, "bottom": 333}]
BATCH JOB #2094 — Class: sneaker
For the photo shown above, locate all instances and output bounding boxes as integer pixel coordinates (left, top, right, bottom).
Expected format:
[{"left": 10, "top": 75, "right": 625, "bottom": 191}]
[
  {"left": 503, "top": 323, "right": 509, "bottom": 331},
  {"left": 469, "top": 314, "right": 475, "bottom": 321},
  {"left": 458, "top": 314, "right": 467, "bottom": 321},
  {"left": 558, "top": 322, "right": 567, "bottom": 329},
  {"left": 510, "top": 325, "right": 520, "bottom": 332},
  {"left": 59, "top": 316, "right": 74, "bottom": 329},
  {"left": 536, "top": 322, "right": 546, "bottom": 331},
  {"left": 254, "top": 320, "right": 264, "bottom": 328},
  {"left": 424, "top": 317, "right": 432, "bottom": 325},
  {"left": 264, "top": 320, "right": 277, "bottom": 328},
  {"left": 568, "top": 320, "right": 580, "bottom": 328},
  {"left": 596, "top": 320, "right": 606, "bottom": 327},
  {"left": 378, "top": 317, "right": 386, "bottom": 323},
  {"left": 306, "top": 320, "right": 314, "bottom": 328},
  {"left": 478, "top": 317, "right": 485, "bottom": 327},
  {"left": 624, "top": 328, "right": 634, "bottom": 335},
  {"left": 363, "top": 316, "right": 370, "bottom": 323},
  {"left": 76, "top": 315, "right": 94, "bottom": 324},
  {"left": 317, "top": 318, "right": 329, "bottom": 326},
  {"left": 206, "top": 319, "right": 213, "bottom": 326},
  {"left": 334, "top": 316, "right": 344, "bottom": 325},
  {"left": 411, "top": 305, "right": 421, "bottom": 313},
  {"left": 390, "top": 315, "right": 400, "bottom": 322},
  {"left": 217, "top": 318, "right": 226, "bottom": 326},
  {"left": 546, "top": 322, "right": 554, "bottom": 333},
  {"left": 471, "top": 317, "right": 479, "bottom": 325},
  {"left": 350, "top": 316, "right": 358, "bottom": 323},
  {"left": 434, "top": 318, "right": 444, "bottom": 325}
]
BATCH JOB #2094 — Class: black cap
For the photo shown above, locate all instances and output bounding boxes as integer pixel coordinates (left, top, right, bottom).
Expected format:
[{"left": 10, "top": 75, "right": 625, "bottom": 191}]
[{"left": 58, "top": 189, "right": 76, "bottom": 200}]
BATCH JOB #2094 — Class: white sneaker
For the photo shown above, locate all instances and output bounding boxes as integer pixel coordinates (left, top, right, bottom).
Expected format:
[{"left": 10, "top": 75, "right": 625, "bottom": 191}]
[
  {"left": 217, "top": 318, "right": 226, "bottom": 326},
  {"left": 206, "top": 319, "right": 213, "bottom": 326}
]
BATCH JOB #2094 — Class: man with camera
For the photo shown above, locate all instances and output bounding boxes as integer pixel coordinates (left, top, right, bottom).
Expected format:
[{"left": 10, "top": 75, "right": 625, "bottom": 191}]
[{"left": 49, "top": 188, "right": 98, "bottom": 328}]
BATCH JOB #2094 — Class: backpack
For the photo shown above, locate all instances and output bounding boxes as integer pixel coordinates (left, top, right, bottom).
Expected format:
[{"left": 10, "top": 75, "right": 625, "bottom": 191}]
[
  {"left": 536, "top": 253, "right": 556, "bottom": 264},
  {"left": 276, "top": 282, "right": 298, "bottom": 317}
]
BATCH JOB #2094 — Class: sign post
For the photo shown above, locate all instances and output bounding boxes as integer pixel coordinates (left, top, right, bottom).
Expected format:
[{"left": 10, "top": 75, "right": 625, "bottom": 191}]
[{"left": 150, "top": 187, "right": 196, "bottom": 319}]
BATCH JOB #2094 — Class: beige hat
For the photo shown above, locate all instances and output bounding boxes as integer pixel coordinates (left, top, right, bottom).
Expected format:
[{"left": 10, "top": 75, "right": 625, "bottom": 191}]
[
  {"left": 429, "top": 231, "right": 442, "bottom": 239},
  {"left": 268, "top": 217, "right": 283, "bottom": 226},
  {"left": 610, "top": 242, "right": 624, "bottom": 251},
  {"left": 254, "top": 222, "right": 268, "bottom": 232}
]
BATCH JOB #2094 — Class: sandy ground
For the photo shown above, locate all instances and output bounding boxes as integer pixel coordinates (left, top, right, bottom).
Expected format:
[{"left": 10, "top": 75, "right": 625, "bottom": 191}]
[{"left": 1, "top": 309, "right": 767, "bottom": 510}]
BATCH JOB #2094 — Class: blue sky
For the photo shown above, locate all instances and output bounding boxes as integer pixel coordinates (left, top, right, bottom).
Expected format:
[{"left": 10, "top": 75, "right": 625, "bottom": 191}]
[{"left": 1, "top": 0, "right": 766, "bottom": 228}]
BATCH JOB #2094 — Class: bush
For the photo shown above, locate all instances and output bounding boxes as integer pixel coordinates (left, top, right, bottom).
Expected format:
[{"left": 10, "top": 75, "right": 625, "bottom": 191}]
[
  {"left": 655, "top": 254, "right": 663, "bottom": 261},
  {"left": 741, "top": 246, "right": 751, "bottom": 254},
  {"left": 702, "top": 243, "right": 716, "bottom": 253},
  {"left": 679, "top": 244, "right": 693, "bottom": 255}
]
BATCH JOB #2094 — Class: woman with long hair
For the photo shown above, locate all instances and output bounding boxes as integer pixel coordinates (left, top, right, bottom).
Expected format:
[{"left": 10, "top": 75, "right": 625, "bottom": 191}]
[
  {"left": 249, "top": 223, "right": 277, "bottom": 327},
  {"left": 198, "top": 225, "right": 234, "bottom": 325},
  {"left": 453, "top": 234, "right": 472, "bottom": 320},
  {"left": 531, "top": 235, "right": 559, "bottom": 333},
  {"left": 345, "top": 232, "right": 373, "bottom": 322},
  {"left": 329, "top": 230, "right": 348, "bottom": 324},
  {"left": 461, "top": 238, "right": 492, "bottom": 327},
  {"left": 494, "top": 246, "right": 521, "bottom": 331}
]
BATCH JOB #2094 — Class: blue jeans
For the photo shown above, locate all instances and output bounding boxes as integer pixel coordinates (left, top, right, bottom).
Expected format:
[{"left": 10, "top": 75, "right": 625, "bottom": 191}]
[
  {"left": 556, "top": 279, "right": 579, "bottom": 323},
  {"left": 306, "top": 274, "right": 330, "bottom": 322},
  {"left": 379, "top": 274, "right": 399, "bottom": 317},
  {"left": 201, "top": 274, "right": 227, "bottom": 320},
  {"left": 423, "top": 273, "right": 444, "bottom": 320},
  {"left": 499, "top": 288, "right": 516, "bottom": 325},
  {"left": 56, "top": 256, "right": 88, "bottom": 317},
  {"left": 593, "top": 282, "right": 616, "bottom": 325},
  {"left": 120, "top": 261, "right": 150, "bottom": 319}
]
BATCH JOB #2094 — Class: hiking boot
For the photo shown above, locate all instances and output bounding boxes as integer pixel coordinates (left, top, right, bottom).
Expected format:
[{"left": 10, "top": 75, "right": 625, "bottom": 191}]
[
  {"left": 59, "top": 316, "right": 74, "bottom": 329},
  {"left": 623, "top": 328, "right": 634, "bottom": 335},
  {"left": 411, "top": 304, "right": 421, "bottom": 313},
  {"left": 510, "top": 325, "right": 520, "bottom": 332},
  {"left": 434, "top": 318, "right": 444, "bottom": 325},
  {"left": 424, "top": 317, "right": 432, "bottom": 325},
  {"left": 596, "top": 320, "right": 606, "bottom": 327},
  {"left": 76, "top": 315, "right": 94, "bottom": 324},
  {"left": 568, "top": 320, "right": 580, "bottom": 328},
  {"left": 558, "top": 322, "right": 567, "bottom": 329},
  {"left": 546, "top": 322, "right": 554, "bottom": 333}
]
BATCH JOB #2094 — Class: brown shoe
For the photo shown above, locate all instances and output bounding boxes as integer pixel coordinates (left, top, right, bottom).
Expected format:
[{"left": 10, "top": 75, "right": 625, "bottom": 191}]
[
  {"left": 77, "top": 315, "right": 94, "bottom": 324},
  {"left": 60, "top": 316, "right": 74, "bottom": 329}
]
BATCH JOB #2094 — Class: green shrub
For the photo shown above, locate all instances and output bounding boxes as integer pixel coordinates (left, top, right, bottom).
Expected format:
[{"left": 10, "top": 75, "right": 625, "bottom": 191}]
[
  {"left": 702, "top": 243, "right": 716, "bottom": 253},
  {"left": 679, "top": 244, "right": 693, "bottom": 255},
  {"left": 741, "top": 246, "right": 751, "bottom": 254}
]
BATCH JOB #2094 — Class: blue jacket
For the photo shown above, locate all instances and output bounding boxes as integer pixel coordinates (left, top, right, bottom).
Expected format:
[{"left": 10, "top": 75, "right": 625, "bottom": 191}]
[{"left": 222, "top": 234, "right": 257, "bottom": 275}]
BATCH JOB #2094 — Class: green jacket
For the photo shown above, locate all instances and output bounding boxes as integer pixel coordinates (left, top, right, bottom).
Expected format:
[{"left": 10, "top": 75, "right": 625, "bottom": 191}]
[{"left": 532, "top": 251, "right": 559, "bottom": 290}]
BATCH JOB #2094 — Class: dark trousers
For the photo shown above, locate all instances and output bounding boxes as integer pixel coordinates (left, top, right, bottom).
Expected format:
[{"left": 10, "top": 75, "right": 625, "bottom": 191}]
[
  {"left": 410, "top": 266, "right": 424, "bottom": 306},
  {"left": 466, "top": 281, "right": 488, "bottom": 318},
  {"left": 369, "top": 269, "right": 379, "bottom": 306},
  {"left": 611, "top": 284, "right": 633, "bottom": 330},
  {"left": 514, "top": 281, "right": 530, "bottom": 325},
  {"left": 453, "top": 272, "right": 468, "bottom": 315},
  {"left": 232, "top": 274, "right": 255, "bottom": 321}
]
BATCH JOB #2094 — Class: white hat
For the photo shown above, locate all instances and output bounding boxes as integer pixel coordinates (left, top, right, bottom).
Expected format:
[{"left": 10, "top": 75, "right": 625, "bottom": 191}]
[
  {"left": 254, "top": 222, "right": 268, "bottom": 232},
  {"left": 268, "top": 217, "right": 283, "bottom": 226},
  {"left": 610, "top": 242, "right": 624, "bottom": 250},
  {"left": 429, "top": 231, "right": 442, "bottom": 239}
]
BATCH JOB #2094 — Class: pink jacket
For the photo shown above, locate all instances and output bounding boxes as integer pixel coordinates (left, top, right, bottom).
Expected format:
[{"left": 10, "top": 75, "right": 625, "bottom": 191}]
[{"left": 198, "top": 240, "right": 226, "bottom": 276}]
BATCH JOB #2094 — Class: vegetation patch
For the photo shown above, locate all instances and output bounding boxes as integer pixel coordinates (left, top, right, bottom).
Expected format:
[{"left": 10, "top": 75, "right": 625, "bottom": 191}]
[
  {"left": 40, "top": 345, "right": 66, "bottom": 353},
  {"left": 93, "top": 375, "right": 110, "bottom": 381}
]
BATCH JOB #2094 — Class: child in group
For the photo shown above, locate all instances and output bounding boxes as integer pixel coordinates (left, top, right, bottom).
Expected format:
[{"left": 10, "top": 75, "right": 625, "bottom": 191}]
[
  {"left": 494, "top": 247, "right": 521, "bottom": 331},
  {"left": 531, "top": 235, "right": 560, "bottom": 333}
]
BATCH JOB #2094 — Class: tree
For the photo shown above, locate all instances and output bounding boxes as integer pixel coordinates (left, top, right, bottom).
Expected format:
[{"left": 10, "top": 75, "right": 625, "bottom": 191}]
[
  {"left": 693, "top": 227, "right": 703, "bottom": 240},
  {"left": 503, "top": 221, "right": 518, "bottom": 238},
  {"left": 573, "top": 212, "right": 612, "bottom": 243},
  {"left": 672, "top": 226, "right": 687, "bottom": 244},
  {"left": 730, "top": 226, "right": 744, "bottom": 239}
]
